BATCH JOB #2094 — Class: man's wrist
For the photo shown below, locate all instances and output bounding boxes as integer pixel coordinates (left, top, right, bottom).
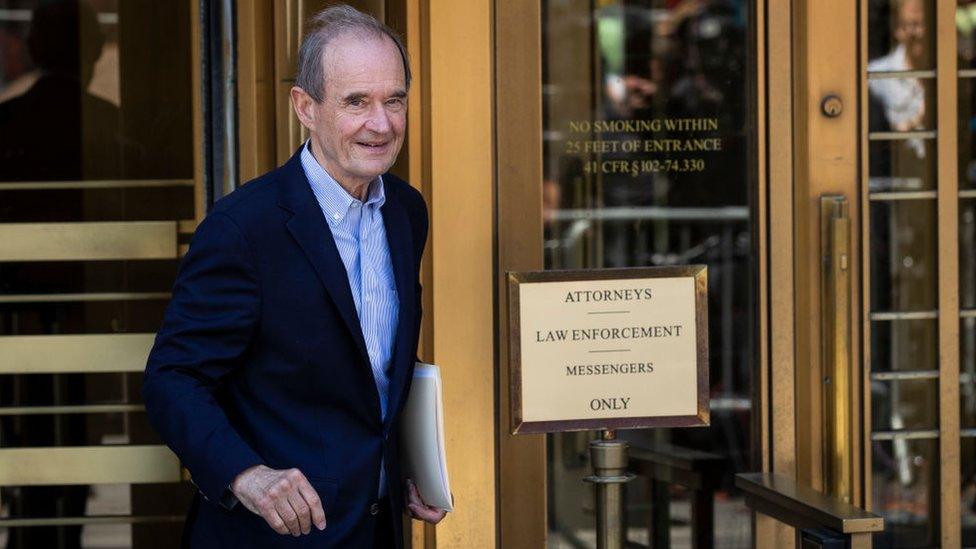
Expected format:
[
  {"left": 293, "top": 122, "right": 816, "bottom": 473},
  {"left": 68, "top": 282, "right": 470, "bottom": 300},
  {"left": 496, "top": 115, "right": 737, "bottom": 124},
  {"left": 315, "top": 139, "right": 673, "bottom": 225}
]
[{"left": 230, "top": 464, "right": 265, "bottom": 497}]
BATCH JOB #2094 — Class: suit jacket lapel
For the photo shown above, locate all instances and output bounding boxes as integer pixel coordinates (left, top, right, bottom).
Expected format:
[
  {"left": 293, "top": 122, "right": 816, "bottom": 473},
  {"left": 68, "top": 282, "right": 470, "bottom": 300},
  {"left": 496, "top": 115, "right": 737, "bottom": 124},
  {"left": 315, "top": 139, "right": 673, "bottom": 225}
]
[
  {"left": 380, "top": 183, "right": 415, "bottom": 430},
  {"left": 278, "top": 152, "right": 370, "bottom": 365}
]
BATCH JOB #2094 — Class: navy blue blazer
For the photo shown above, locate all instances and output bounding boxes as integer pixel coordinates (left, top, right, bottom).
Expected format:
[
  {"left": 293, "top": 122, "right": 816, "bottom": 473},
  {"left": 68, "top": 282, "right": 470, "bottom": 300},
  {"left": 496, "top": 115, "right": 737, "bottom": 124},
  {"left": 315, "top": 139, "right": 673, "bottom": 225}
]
[{"left": 142, "top": 148, "right": 428, "bottom": 548}]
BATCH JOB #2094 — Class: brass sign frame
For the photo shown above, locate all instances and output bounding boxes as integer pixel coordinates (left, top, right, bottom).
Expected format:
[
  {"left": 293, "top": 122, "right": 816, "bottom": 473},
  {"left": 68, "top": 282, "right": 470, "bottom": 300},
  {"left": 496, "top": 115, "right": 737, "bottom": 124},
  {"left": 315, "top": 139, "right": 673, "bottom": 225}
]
[{"left": 507, "top": 266, "right": 709, "bottom": 434}]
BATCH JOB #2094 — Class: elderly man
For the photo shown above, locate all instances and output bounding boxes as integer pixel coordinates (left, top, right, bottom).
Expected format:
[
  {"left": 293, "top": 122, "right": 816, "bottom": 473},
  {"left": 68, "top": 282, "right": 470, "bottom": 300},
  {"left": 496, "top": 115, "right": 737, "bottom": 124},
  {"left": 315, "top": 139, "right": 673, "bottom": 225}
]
[{"left": 143, "top": 5, "right": 444, "bottom": 548}]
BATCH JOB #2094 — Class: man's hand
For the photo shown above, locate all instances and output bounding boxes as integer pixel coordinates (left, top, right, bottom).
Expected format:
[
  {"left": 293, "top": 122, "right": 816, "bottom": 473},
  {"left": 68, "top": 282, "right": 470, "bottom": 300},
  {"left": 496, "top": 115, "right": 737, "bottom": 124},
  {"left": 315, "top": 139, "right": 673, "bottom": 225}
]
[
  {"left": 231, "top": 465, "right": 326, "bottom": 536},
  {"left": 405, "top": 479, "right": 447, "bottom": 524}
]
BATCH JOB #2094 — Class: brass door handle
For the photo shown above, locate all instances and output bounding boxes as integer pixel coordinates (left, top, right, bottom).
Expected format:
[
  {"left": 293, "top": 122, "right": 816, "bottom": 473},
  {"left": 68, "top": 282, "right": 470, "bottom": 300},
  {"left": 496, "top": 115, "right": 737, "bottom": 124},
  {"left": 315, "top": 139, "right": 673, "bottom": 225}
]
[{"left": 821, "top": 195, "right": 853, "bottom": 502}]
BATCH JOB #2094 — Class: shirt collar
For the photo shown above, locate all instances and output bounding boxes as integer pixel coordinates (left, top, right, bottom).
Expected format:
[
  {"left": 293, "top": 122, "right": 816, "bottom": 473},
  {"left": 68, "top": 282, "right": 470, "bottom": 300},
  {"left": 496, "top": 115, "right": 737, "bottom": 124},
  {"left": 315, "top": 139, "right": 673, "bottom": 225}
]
[{"left": 300, "top": 140, "right": 386, "bottom": 226}]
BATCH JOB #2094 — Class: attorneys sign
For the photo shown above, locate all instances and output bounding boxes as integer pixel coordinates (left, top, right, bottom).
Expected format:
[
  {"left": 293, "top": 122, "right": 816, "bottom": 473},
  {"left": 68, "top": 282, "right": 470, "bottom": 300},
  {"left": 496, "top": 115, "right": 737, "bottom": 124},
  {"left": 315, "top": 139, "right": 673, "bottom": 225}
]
[{"left": 508, "top": 267, "right": 709, "bottom": 434}]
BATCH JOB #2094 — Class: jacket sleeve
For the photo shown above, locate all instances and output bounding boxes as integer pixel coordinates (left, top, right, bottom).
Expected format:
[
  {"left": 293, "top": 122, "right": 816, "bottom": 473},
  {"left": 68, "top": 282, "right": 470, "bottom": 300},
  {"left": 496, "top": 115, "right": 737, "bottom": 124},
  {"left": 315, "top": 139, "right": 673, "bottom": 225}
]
[{"left": 142, "top": 211, "right": 264, "bottom": 503}]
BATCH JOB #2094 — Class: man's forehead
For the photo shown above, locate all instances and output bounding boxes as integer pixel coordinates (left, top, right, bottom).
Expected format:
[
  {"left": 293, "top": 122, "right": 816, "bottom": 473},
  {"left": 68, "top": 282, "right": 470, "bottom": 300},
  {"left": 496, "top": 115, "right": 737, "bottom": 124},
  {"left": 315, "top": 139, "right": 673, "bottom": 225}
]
[
  {"left": 322, "top": 32, "right": 403, "bottom": 77},
  {"left": 899, "top": 0, "right": 923, "bottom": 16},
  {"left": 323, "top": 46, "right": 407, "bottom": 100}
]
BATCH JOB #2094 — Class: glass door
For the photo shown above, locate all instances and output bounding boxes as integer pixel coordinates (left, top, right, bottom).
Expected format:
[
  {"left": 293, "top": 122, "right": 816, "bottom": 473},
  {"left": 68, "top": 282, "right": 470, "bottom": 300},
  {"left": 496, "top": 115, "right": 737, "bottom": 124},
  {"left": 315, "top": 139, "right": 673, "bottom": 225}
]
[
  {"left": 498, "top": 1, "right": 761, "bottom": 547},
  {"left": 864, "top": 0, "right": 966, "bottom": 546}
]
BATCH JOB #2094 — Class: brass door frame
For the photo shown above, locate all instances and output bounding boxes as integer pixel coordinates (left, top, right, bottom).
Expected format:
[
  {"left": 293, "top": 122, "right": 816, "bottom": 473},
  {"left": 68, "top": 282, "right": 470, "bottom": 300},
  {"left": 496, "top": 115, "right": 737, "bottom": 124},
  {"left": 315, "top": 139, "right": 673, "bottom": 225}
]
[
  {"left": 495, "top": 2, "right": 547, "bottom": 548},
  {"left": 933, "top": 0, "right": 963, "bottom": 543},
  {"left": 759, "top": 0, "right": 799, "bottom": 546}
]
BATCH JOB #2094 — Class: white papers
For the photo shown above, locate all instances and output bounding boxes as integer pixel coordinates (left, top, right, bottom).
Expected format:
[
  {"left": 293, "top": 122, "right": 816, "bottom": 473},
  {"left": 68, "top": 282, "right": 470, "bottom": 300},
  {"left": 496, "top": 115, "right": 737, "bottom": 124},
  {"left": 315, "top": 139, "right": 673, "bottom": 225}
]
[{"left": 400, "top": 362, "right": 453, "bottom": 511}]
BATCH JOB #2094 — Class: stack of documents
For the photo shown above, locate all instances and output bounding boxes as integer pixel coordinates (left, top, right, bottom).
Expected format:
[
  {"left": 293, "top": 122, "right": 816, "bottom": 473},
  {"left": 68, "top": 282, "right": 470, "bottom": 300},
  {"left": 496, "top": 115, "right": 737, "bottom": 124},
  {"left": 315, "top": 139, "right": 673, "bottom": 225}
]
[{"left": 401, "top": 362, "right": 453, "bottom": 511}]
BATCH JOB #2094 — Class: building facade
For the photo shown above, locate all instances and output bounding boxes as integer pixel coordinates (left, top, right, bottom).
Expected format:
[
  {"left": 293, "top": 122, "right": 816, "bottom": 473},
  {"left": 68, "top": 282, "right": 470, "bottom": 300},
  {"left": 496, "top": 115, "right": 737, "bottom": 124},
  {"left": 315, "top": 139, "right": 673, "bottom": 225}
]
[{"left": 0, "top": 0, "right": 972, "bottom": 547}]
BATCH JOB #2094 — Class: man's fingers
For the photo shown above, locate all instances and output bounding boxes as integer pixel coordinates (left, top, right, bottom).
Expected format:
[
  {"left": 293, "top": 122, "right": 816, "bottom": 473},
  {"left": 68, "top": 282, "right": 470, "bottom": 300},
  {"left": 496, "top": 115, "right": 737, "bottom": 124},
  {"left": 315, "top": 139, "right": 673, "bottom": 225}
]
[
  {"left": 274, "top": 498, "right": 301, "bottom": 536},
  {"left": 408, "top": 502, "right": 446, "bottom": 524},
  {"left": 283, "top": 469, "right": 312, "bottom": 535},
  {"left": 405, "top": 480, "right": 448, "bottom": 525},
  {"left": 408, "top": 502, "right": 431, "bottom": 520},
  {"left": 260, "top": 505, "right": 290, "bottom": 536},
  {"left": 406, "top": 480, "right": 423, "bottom": 506},
  {"left": 235, "top": 467, "right": 325, "bottom": 536},
  {"left": 297, "top": 479, "right": 327, "bottom": 530},
  {"left": 287, "top": 491, "right": 312, "bottom": 535}
]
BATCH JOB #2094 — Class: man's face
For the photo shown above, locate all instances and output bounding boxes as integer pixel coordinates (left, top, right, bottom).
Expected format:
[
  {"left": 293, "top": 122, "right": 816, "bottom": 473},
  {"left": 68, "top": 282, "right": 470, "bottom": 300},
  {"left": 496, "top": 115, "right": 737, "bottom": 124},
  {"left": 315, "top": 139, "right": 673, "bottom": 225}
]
[
  {"left": 895, "top": 0, "right": 926, "bottom": 67},
  {"left": 300, "top": 33, "right": 407, "bottom": 189}
]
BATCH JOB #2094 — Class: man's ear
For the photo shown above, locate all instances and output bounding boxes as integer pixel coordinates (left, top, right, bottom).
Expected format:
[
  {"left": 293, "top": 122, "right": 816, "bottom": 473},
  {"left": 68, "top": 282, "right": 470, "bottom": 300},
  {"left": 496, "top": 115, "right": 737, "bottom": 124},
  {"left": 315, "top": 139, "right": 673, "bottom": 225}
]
[{"left": 290, "top": 86, "right": 317, "bottom": 130}]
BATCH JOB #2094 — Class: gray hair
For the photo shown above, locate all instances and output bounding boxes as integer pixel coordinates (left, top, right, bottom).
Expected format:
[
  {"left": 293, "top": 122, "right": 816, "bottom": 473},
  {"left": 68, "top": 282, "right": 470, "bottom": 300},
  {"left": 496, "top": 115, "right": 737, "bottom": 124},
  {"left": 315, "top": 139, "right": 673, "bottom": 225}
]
[{"left": 296, "top": 5, "right": 411, "bottom": 103}]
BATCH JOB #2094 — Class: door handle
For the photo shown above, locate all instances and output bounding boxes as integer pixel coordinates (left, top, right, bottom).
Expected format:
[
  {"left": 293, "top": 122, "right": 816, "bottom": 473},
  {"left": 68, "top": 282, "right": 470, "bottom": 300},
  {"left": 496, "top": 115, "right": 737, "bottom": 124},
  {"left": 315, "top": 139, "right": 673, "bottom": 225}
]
[{"left": 821, "top": 195, "right": 853, "bottom": 503}]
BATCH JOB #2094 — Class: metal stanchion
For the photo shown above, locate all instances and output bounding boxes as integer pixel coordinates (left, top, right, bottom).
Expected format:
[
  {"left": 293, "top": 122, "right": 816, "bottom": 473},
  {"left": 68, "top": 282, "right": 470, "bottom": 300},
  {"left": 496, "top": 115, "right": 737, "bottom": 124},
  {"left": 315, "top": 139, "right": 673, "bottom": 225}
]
[{"left": 584, "top": 430, "right": 636, "bottom": 549}]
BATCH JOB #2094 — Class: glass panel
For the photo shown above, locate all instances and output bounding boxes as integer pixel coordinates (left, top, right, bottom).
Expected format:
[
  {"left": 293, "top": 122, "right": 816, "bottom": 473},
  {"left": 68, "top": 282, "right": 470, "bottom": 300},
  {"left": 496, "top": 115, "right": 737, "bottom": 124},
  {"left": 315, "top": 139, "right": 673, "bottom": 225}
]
[
  {"left": 871, "top": 378, "right": 939, "bottom": 431},
  {"left": 0, "top": 2, "right": 195, "bottom": 546},
  {"left": 958, "top": 1, "right": 976, "bottom": 70},
  {"left": 963, "top": 10, "right": 976, "bottom": 544},
  {"left": 867, "top": 0, "right": 936, "bottom": 167},
  {"left": 868, "top": 3, "right": 941, "bottom": 546},
  {"left": 958, "top": 78, "right": 976, "bottom": 190},
  {"left": 871, "top": 438, "right": 940, "bottom": 548},
  {"left": 963, "top": 319, "right": 976, "bottom": 430},
  {"left": 868, "top": 77, "right": 936, "bottom": 134},
  {"left": 868, "top": 0, "right": 935, "bottom": 72},
  {"left": 868, "top": 139, "right": 936, "bottom": 193},
  {"left": 0, "top": 482, "right": 187, "bottom": 513},
  {"left": 0, "top": 301, "right": 169, "bottom": 335},
  {"left": 0, "top": 372, "right": 138, "bottom": 410},
  {"left": 868, "top": 200, "right": 938, "bottom": 312},
  {"left": 542, "top": 1, "right": 754, "bottom": 546},
  {"left": 0, "top": 188, "right": 195, "bottom": 223},
  {"left": 962, "top": 199, "right": 976, "bottom": 311},
  {"left": 963, "top": 437, "right": 976, "bottom": 546},
  {"left": 0, "top": 260, "right": 178, "bottom": 295},
  {"left": 870, "top": 319, "right": 938, "bottom": 372},
  {"left": 0, "top": 411, "right": 157, "bottom": 449},
  {"left": 0, "top": 483, "right": 190, "bottom": 549}
]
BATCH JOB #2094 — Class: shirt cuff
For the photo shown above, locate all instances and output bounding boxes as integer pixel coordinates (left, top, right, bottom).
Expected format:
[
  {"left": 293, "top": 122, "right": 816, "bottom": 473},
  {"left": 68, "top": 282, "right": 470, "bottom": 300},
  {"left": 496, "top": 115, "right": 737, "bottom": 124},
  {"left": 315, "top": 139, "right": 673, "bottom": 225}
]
[{"left": 219, "top": 486, "right": 240, "bottom": 510}]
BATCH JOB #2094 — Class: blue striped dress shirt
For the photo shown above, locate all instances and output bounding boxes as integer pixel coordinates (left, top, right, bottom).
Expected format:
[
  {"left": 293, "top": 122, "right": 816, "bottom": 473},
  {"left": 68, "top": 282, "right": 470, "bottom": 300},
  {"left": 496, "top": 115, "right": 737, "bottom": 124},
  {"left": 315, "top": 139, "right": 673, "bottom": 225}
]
[{"left": 300, "top": 142, "right": 399, "bottom": 495}]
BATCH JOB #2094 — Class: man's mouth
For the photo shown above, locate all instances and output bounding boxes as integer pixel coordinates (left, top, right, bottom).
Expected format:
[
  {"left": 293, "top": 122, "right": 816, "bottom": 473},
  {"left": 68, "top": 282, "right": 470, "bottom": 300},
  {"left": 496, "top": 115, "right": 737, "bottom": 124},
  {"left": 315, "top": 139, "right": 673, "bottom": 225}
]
[{"left": 357, "top": 141, "right": 388, "bottom": 149}]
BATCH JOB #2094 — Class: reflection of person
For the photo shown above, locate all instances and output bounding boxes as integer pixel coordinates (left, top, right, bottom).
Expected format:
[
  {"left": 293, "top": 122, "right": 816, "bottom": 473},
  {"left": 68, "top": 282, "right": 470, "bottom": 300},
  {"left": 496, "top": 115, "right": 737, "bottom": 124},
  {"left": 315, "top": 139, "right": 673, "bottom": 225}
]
[
  {"left": 868, "top": 0, "right": 927, "bottom": 157},
  {"left": 0, "top": 16, "right": 37, "bottom": 104},
  {"left": 143, "top": 6, "right": 443, "bottom": 548},
  {"left": 0, "top": 0, "right": 121, "bottom": 181}
]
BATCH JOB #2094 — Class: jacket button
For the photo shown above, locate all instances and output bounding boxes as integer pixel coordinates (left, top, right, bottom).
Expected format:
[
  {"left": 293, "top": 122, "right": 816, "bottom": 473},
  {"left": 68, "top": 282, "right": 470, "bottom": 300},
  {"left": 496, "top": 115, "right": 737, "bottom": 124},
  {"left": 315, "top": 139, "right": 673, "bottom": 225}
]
[{"left": 370, "top": 502, "right": 380, "bottom": 516}]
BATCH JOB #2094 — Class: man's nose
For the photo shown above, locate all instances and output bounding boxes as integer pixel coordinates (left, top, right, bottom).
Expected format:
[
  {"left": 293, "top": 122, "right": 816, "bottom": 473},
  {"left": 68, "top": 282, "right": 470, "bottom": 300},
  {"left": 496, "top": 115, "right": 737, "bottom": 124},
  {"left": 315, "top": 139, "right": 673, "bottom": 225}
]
[{"left": 365, "top": 104, "right": 392, "bottom": 134}]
